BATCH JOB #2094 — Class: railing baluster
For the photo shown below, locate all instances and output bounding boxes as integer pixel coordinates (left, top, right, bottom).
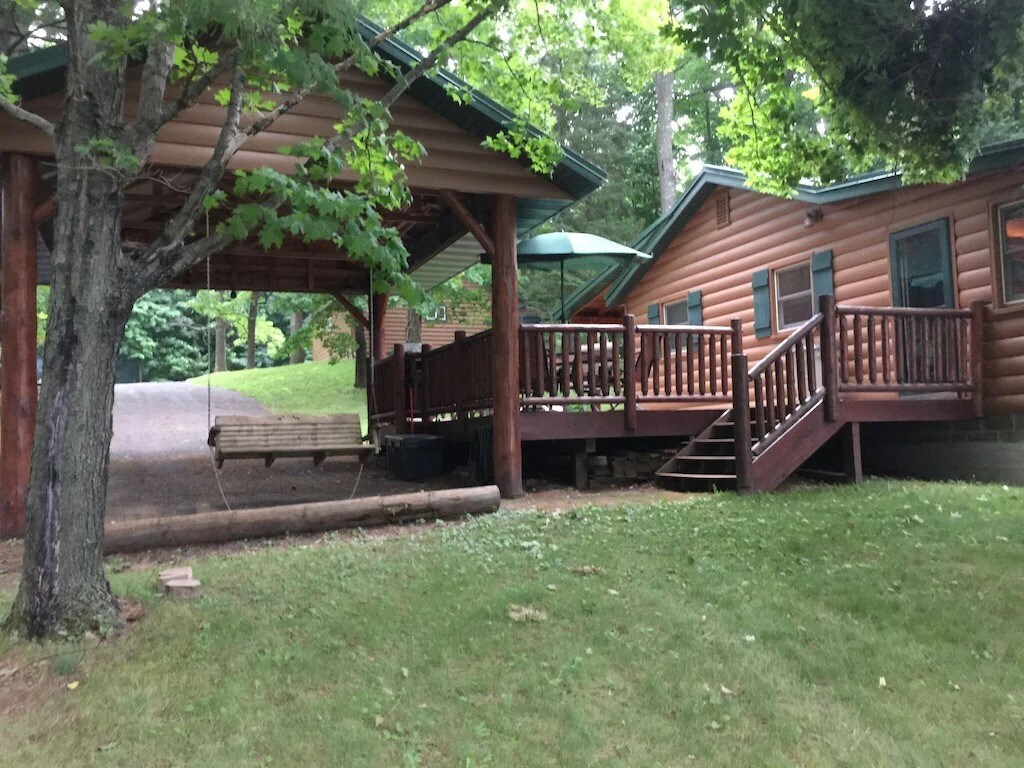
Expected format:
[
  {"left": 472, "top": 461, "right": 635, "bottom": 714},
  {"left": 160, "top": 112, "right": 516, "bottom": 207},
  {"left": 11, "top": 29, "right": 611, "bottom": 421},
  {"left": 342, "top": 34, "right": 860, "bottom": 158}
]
[
  {"left": 561, "top": 331, "right": 571, "bottom": 396},
  {"left": 853, "top": 312, "right": 864, "bottom": 384},
  {"left": 651, "top": 333, "right": 661, "bottom": 396},
  {"left": 709, "top": 331, "right": 718, "bottom": 395},
  {"left": 867, "top": 313, "right": 877, "bottom": 383},
  {"left": 520, "top": 329, "right": 532, "bottom": 397},
  {"left": 754, "top": 375, "right": 766, "bottom": 440},
  {"left": 663, "top": 332, "right": 672, "bottom": 395},
  {"left": 674, "top": 332, "right": 683, "bottom": 396},
  {"left": 774, "top": 357, "right": 786, "bottom": 418},
  {"left": 611, "top": 330, "right": 621, "bottom": 396},
  {"left": 805, "top": 326, "right": 817, "bottom": 392},
  {"left": 587, "top": 331, "right": 598, "bottom": 397},
  {"left": 838, "top": 311, "right": 849, "bottom": 383},
  {"left": 600, "top": 332, "right": 610, "bottom": 397},
  {"left": 573, "top": 332, "right": 584, "bottom": 395},
  {"left": 686, "top": 333, "right": 695, "bottom": 395},
  {"left": 721, "top": 334, "right": 729, "bottom": 395},
  {"left": 698, "top": 333, "right": 707, "bottom": 396},
  {"left": 785, "top": 348, "right": 797, "bottom": 415},
  {"left": 796, "top": 338, "right": 808, "bottom": 402},
  {"left": 881, "top": 314, "right": 891, "bottom": 383},
  {"left": 765, "top": 365, "right": 776, "bottom": 431},
  {"left": 639, "top": 332, "right": 650, "bottom": 396}
]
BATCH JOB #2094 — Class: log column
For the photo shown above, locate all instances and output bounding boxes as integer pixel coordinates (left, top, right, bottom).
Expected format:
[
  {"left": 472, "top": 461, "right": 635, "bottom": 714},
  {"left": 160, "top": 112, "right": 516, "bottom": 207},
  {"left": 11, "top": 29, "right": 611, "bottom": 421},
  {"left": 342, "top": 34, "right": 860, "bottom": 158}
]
[
  {"left": 490, "top": 194, "right": 523, "bottom": 498},
  {"left": 370, "top": 291, "right": 389, "bottom": 362},
  {"left": 1, "top": 154, "right": 39, "bottom": 539}
]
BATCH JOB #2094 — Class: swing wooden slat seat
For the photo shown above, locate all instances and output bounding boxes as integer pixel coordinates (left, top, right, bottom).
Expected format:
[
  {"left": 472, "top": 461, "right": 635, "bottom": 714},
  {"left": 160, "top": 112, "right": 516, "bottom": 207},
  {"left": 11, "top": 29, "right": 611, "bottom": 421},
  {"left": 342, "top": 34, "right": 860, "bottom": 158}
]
[{"left": 207, "top": 413, "right": 372, "bottom": 468}]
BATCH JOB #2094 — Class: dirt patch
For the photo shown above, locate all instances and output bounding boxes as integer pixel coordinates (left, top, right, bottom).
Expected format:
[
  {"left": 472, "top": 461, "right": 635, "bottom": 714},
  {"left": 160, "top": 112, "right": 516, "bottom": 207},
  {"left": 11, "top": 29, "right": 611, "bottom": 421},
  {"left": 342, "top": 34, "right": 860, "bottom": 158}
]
[
  {"left": 0, "top": 648, "right": 71, "bottom": 719},
  {"left": 0, "top": 540, "right": 21, "bottom": 592}
]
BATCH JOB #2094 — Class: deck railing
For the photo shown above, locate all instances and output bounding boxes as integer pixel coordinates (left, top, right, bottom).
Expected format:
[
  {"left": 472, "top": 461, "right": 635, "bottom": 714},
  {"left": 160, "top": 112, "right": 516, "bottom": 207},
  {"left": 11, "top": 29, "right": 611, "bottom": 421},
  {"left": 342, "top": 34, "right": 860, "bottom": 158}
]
[{"left": 835, "top": 305, "right": 980, "bottom": 395}]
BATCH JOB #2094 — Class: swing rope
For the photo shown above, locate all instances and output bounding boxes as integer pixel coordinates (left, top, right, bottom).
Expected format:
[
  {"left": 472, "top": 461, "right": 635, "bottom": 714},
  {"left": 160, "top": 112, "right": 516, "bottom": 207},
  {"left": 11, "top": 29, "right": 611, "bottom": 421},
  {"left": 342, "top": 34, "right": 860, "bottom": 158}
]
[{"left": 204, "top": 211, "right": 233, "bottom": 512}]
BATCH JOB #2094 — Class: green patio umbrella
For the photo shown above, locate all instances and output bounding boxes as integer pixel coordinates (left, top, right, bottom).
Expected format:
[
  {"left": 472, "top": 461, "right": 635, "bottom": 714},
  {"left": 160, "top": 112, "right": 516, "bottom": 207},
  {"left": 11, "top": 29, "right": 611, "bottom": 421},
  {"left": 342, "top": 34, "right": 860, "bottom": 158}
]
[{"left": 481, "top": 232, "right": 652, "bottom": 321}]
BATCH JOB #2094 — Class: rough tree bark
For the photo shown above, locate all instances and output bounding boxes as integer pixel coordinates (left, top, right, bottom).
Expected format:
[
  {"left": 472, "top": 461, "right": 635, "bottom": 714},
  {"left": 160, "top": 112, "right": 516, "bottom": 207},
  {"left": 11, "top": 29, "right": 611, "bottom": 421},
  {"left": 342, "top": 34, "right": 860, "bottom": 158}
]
[
  {"left": 655, "top": 70, "right": 676, "bottom": 215},
  {"left": 289, "top": 311, "right": 305, "bottom": 364},
  {"left": 405, "top": 309, "right": 422, "bottom": 344},
  {"left": 5, "top": 0, "right": 133, "bottom": 634},
  {"left": 214, "top": 317, "right": 228, "bottom": 372},
  {"left": 246, "top": 291, "right": 260, "bottom": 369}
]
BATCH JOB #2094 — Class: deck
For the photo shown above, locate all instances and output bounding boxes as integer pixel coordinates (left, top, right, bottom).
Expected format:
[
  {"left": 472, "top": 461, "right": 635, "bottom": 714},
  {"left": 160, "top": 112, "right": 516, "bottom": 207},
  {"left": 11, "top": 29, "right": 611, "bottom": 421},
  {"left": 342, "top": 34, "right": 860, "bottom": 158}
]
[{"left": 369, "top": 297, "right": 984, "bottom": 491}]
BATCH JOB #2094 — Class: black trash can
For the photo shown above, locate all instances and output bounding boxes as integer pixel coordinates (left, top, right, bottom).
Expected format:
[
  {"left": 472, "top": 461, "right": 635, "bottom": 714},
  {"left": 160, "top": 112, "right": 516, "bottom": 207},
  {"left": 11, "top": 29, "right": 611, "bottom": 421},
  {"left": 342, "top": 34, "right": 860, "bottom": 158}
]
[{"left": 383, "top": 434, "right": 445, "bottom": 481}]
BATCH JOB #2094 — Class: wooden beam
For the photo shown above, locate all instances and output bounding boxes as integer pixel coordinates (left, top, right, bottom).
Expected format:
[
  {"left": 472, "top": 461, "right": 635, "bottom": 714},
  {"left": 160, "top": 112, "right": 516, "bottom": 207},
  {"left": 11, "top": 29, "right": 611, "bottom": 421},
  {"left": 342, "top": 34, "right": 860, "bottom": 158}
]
[
  {"left": 334, "top": 293, "right": 369, "bottom": 329},
  {"left": 439, "top": 189, "right": 495, "bottom": 257},
  {"left": 490, "top": 194, "right": 523, "bottom": 498},
  {"left": 1, "top": 154, "right": 39, "bottom": 540},
  {"left": 32, "top": 194, "right": 56, "bottom": 226},
  {"left": 842, "top": 422, "right": 863, "bottom": 483}
]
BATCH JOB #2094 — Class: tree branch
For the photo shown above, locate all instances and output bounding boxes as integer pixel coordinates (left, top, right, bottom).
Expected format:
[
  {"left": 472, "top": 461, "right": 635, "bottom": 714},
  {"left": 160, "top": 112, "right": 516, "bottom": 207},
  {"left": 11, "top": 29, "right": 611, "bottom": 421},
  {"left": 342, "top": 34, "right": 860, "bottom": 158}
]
[
  {"left": 135, "top": 0, "right": 504, "bottom": 288},
  {"left": 0, "top": 94, "right": 54, "bottom": 138}
]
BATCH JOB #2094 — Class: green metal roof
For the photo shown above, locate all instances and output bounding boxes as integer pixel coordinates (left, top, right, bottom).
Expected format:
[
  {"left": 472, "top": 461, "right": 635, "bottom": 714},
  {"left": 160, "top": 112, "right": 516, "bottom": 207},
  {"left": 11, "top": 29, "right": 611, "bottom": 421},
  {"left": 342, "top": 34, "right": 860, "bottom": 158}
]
[{"left": 604, "top": 141, "right": 1024, "bottom": 306}]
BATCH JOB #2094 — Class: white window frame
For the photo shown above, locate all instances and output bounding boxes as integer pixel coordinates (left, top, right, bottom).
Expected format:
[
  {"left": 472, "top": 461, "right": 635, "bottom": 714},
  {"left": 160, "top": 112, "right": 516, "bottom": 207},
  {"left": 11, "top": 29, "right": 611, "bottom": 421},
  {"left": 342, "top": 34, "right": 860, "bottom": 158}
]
[
  {"left": 774, "top": 261, "right": 814, "bottom": 330},
  {"left": 663, "top": 299, "right": 689, "bottom": 325},
  {"left": 996, "top": 200, "right": 1024, "bottom": 306},
  {"left": 425, "top": 305, "right": 449, "bottom": 322}
]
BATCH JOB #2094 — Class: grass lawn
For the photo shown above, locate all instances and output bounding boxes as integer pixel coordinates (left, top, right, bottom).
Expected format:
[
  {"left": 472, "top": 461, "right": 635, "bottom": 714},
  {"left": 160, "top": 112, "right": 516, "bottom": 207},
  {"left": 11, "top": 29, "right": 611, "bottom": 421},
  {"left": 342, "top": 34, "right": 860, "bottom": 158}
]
[
  {"left": 190, "top": 359, "right": 366, "bottom": 428},
  {"left": 2, "top": 480, "right": 1023, "bottom": 766}
]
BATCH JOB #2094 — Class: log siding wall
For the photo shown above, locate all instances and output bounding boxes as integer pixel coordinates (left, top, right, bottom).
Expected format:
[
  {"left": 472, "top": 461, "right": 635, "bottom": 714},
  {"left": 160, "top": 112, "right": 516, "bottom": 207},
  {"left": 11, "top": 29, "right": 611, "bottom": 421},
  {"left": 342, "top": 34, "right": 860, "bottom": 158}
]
[{"left": 625, "top": 168, "right": 1024, "bottom": 414}]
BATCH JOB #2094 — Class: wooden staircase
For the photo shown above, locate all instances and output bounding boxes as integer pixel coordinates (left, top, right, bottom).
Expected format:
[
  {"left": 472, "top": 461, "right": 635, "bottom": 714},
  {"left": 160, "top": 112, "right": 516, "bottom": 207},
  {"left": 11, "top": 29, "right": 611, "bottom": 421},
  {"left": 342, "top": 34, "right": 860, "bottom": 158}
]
[{"left": 657, "top": 408, "right": 745, "bottom": 490}]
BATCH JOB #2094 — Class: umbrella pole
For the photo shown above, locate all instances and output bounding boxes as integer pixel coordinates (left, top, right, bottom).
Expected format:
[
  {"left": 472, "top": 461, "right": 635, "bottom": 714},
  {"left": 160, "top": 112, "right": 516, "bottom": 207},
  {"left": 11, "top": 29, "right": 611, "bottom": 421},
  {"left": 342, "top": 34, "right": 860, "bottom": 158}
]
[{"left": 560, "top": 260, "right": 565, "bottom": 322}]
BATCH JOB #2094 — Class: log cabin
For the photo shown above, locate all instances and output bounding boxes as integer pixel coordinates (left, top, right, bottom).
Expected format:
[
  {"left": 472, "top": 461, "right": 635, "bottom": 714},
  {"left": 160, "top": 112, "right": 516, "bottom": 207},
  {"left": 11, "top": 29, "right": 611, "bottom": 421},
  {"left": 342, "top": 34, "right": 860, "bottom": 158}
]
[{"left": 592, "top": 143, "right": 1024, "bottom": 486}]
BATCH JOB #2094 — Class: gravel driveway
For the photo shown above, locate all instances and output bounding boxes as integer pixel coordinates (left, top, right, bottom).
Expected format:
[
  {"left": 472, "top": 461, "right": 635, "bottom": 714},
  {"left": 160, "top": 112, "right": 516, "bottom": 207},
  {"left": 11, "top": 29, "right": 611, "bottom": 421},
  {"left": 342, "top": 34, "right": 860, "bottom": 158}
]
[{"left": 111, "top": 381, "right": 268, "bottom": 461}]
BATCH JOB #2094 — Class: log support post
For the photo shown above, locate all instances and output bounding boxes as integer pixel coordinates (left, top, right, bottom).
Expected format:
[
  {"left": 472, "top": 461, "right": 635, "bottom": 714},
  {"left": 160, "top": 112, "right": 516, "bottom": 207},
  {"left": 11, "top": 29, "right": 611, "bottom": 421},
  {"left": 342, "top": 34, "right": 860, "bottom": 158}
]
[
  {"left": 731, "top": 351, "right": 753, "bottom": 493},
  {"left": 842, "top": 422, "right": 863, "bottom": 484},
  {"left": 969, "top": 300, "right": 985, "bottom": 419},
  {"left": 623, "top": 313, "right": 637, "bottom": 431},
  {"left": 393, "top": 343, "right": 407, "bottom": 435},
  {"left": 819, "top": 294, "right": 839, "bottom": 422},
  {"left": 370, "top": 291, "right": 388, "bottom": 362},
  {"left": 490, "top": 194, "right": 523, "bottom": 498},
  {"left": 1, "top": 154, "right": 39, "bottom": 540}
]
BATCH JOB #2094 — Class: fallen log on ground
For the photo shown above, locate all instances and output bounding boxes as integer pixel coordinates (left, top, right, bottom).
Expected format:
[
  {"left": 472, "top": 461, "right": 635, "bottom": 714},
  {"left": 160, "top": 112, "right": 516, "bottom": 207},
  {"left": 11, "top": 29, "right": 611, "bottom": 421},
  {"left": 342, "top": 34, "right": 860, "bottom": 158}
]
[{"left": 104, "top": 485, "right": 501, "bottom": 554}]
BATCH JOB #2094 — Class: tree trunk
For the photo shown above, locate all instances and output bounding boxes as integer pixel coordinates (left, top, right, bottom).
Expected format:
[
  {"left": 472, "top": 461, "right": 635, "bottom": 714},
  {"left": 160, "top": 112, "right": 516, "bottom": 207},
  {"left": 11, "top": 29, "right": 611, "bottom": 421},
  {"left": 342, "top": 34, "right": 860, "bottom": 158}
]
[
  {"left": 405, "top": 309, "right": 422, "bottom": 344},
  {"left": 246, "top": 291, "right": 260, "bottom": 369},
  {"left": 289, "top": 311, "right": 305, "bottom": 364},
  {"left": 214, "top": 317, "right": 228, "bottom": 372},
  {"left": 655, "top": 70, "right": 677, "bottom": 215},
  {"left": 354, "top": 323, "right": 367, "bottom": 389},
  {"left": 5, "top": 113, "right": 134, "bottom": 635}
]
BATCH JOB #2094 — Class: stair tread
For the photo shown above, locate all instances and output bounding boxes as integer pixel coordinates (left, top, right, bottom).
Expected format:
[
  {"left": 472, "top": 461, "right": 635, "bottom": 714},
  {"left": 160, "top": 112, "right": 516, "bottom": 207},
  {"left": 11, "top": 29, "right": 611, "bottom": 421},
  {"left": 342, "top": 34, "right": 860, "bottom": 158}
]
[
  {"left": 657, "top": 472, "right": 738, "bottom": 480},
  {"left": 678, "top": 455, "right": 735, "bottom": 461}
]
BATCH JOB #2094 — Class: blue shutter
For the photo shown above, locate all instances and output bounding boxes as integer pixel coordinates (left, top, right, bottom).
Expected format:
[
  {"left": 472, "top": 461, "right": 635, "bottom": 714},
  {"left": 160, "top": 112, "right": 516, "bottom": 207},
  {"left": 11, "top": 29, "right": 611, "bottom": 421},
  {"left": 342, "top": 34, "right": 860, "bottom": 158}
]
[
  {"left": 752, "top": 269, "right": 771, "bottom": 339},
  {"left": 686, "top": 290, "right": 703, "bottom": 325},
  {"left": 811, "top": 249, "right": 834, "bottom": 304},
  {"left": 647, "top": 303, "right": 660, "bottom": 324}
]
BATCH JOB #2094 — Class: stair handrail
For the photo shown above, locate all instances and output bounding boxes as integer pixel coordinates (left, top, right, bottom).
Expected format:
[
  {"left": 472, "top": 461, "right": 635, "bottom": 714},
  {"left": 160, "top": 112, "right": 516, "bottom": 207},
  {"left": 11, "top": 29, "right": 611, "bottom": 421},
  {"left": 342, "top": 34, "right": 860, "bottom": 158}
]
[{"left": 740, "top": 298, "right": 834, "bottom": 470}]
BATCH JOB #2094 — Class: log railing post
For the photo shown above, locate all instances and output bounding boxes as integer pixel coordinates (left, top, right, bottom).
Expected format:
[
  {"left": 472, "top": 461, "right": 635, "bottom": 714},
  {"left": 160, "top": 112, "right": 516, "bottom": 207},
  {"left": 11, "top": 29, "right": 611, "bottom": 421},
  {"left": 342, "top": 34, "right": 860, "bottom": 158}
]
[
  {"left": 453, "top": 331, "right": 466, "bottom": 418},
  {"left": 1, "top": 154, "right": 39, "bottom": 540},
  {"left": 420, "top": 344, "right": 432, "bottom": 422},
  {"left": 490, "top": 194, "right": 523, "bottom": 498},
  {"left": 732, "top": 352, "right": 753, "bottom": 493},
  {"left": 393, "top": 344, "right": 407, "bottom": 434},
  {"left": 623, "top": 313, "right": 637, "bottom": 431},
  {"left": 819, "top": 294, "right": 839, "bottom": 422},
  {"left": 969, "top": 300, "right": 985, "bottom": 418}
]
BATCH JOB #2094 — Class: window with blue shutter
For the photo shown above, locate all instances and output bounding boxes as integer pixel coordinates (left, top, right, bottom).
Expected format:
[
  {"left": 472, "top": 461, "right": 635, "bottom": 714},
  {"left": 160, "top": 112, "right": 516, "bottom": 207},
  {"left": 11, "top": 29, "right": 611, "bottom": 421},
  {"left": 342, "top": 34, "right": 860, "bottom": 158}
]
[
  {"left": 752, "top": 269, "right": 771, "bottom": 338},
  {"left": 647, "top": 303, "right": 660, "bottom": 324},
  {"left": 811, "top": 249, "right": 834, "bottom": 304},
  {"left": 686, "top": 290, "right": 703, "bottom": 326}
]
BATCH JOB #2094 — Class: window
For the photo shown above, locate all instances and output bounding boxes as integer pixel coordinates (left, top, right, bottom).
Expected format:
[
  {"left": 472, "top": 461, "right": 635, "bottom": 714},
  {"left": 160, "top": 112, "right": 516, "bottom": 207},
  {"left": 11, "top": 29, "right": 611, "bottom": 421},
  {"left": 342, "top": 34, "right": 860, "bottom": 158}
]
[
  {"left": 997, "top": 201, "right": 1024, "bottom": 304},
  {"left": 775, "top": 262, "right": 814, "bottom": 329},
  {"left": 425, "top": 305, "right": 448, "bottom": 322},
  {"left": 664, "top": 299, "right": 688, "bottom": 325},
  {"left": 888, "top": 218, "right": 953, "bottom": 308}
]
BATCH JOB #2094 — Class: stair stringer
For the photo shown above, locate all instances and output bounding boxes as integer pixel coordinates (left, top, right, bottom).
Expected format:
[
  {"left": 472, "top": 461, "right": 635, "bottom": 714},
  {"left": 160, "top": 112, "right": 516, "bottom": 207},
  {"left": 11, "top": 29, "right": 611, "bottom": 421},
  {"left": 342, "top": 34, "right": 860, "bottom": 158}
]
[{"left": 748, "top": 400, "right": 846, "bottom": 491}]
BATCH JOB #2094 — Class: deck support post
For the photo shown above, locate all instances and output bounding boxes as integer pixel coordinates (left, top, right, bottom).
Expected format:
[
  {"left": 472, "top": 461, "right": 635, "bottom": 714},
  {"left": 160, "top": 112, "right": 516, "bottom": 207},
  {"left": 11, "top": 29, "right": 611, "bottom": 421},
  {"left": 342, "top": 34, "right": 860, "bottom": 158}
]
[
  {"left": 623, "top": 313, "right": 637, "bottom": 431},
  {"left": 731, "top": 350, "right": 753, "bottom": 493},
  {"left": 842, "top": 422, "right": 863, "bottom": 483},
  {"left": 819, "top": 294, "right": 839, "bottom": 422},
  {"left": 1, "top": 154, "right": 39, "bottom": 540},
  {"left": 571, "top": 442, "right": 589, "bottom": 491},
  {"left": 393, "top": 343, "right": 407, "bottom": 435},
  {"left": 969, "top": 300, "right": 985, "bottom": 419},
  {"left": 490, "top": 194, "right": 523, "bottom": 498}
]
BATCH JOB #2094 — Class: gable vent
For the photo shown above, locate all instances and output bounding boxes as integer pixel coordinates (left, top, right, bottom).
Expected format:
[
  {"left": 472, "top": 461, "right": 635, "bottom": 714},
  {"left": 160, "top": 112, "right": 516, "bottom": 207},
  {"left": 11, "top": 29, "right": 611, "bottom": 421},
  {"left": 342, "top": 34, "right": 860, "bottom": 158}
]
[{"left": 715, "top": 191, "right": 731, "bottom": 228}]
